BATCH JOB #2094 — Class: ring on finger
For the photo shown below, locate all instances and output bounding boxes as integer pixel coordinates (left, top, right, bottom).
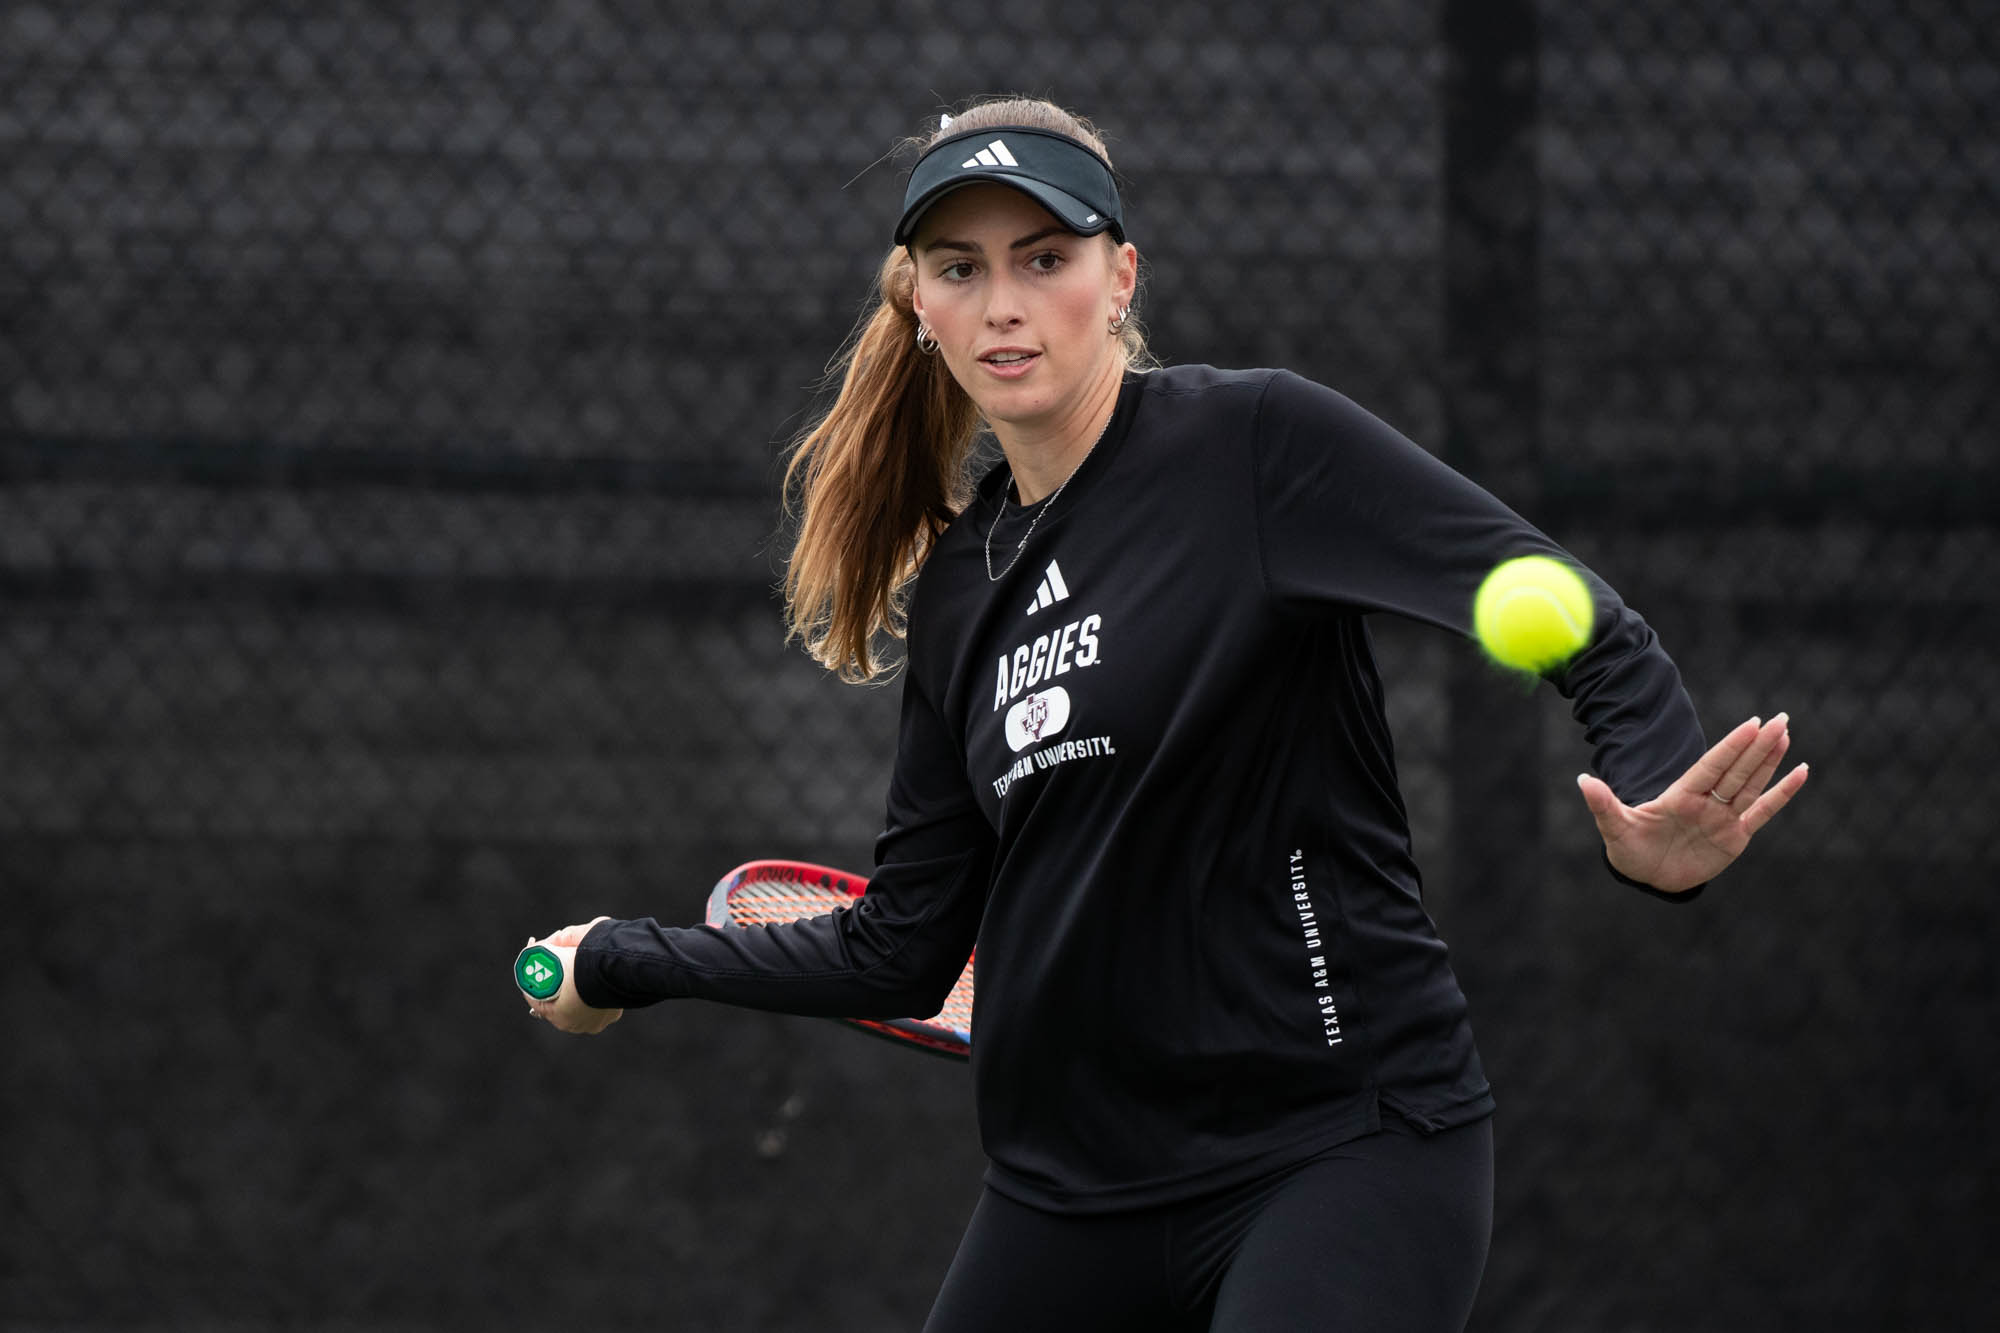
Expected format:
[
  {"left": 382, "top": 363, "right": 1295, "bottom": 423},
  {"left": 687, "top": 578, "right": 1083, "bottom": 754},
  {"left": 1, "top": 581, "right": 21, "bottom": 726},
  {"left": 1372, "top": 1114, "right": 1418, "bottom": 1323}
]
[{"left": 1708, "top": 789, "right": 1733, "bottom": 804}]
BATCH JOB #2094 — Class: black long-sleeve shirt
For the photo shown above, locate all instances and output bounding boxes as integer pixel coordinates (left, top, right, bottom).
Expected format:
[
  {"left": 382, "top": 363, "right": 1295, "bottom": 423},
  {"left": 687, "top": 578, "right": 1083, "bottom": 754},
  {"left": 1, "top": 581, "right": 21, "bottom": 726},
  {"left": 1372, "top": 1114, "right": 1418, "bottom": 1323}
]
[{"left": 576, "top": 365, "right": 1706, "bottom": 1213}]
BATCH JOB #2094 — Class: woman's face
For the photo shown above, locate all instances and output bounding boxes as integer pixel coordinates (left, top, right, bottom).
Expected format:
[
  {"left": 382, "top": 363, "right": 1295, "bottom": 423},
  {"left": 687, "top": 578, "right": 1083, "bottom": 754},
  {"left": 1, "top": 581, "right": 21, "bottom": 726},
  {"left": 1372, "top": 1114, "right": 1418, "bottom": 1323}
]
[{"left": 909, "top": 183, "right": 1136, "bottom": 438}]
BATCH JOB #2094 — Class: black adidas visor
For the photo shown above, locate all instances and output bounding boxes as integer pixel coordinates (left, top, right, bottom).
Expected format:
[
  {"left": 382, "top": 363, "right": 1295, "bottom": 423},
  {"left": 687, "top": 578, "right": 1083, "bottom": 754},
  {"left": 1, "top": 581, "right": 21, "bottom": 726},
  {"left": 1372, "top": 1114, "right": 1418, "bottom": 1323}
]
[{"left": 895, "top": 125, "right": 1125, "bottom": 248}]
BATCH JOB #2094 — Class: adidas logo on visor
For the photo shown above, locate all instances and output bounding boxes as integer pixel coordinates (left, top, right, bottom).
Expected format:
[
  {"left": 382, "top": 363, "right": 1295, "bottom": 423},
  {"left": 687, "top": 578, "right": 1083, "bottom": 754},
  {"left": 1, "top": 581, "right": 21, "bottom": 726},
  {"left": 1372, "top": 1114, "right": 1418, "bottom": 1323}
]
[{"left": 961, "top": 138, "right": 1020, "bottom": 169}]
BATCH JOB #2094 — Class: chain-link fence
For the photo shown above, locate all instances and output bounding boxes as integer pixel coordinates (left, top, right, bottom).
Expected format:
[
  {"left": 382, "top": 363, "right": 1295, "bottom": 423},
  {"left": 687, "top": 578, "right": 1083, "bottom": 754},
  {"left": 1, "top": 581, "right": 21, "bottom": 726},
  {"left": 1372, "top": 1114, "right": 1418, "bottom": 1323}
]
[{"left": 4, "top": 2, "right": 1994, "bottom": 1329}]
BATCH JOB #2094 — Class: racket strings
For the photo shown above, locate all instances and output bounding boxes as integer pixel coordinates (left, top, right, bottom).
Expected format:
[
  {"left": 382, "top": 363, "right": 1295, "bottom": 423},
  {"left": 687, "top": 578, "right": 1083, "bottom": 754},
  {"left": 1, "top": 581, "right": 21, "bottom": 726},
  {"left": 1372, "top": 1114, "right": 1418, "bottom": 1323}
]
[
  {"left": 723, "top": 879, "right": 851, "bottom": 927},
  {"left": 933, "top": 970, "right": 975, "bottom": 1031},
  {"left": 724, "top": 871, "right": 976, "bottom": 1037}
]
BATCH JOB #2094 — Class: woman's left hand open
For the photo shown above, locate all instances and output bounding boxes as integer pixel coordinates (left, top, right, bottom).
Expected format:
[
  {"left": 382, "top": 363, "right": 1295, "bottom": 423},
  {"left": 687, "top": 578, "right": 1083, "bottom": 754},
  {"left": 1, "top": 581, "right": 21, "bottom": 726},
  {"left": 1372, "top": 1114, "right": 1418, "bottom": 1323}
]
[{"left": 1576, "top": 714, "right": 1810, "bottom": 895}]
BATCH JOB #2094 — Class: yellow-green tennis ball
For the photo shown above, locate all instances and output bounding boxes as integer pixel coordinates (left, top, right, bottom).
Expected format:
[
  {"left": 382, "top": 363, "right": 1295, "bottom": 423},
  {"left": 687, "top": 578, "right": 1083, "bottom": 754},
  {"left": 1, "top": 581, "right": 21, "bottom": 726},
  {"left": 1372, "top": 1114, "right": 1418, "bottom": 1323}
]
[{"left": 1472, "top": 556, "right": 1595, "bottom": 673}]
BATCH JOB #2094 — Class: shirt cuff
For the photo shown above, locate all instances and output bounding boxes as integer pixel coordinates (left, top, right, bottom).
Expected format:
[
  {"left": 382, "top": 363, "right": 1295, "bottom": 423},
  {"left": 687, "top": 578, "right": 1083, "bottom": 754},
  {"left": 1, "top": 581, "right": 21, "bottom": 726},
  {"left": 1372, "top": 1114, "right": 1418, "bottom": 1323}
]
[{"left": 572, "top": 917, "right": 638, "bottom": 1009}]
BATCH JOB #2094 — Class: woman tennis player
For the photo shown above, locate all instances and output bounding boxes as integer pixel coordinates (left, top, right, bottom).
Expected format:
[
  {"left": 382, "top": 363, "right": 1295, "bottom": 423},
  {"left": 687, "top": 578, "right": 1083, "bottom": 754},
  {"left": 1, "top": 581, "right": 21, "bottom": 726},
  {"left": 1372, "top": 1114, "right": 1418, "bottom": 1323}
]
[{"left": 525, "top": 97, "right": 1808, "bottom": 1331}]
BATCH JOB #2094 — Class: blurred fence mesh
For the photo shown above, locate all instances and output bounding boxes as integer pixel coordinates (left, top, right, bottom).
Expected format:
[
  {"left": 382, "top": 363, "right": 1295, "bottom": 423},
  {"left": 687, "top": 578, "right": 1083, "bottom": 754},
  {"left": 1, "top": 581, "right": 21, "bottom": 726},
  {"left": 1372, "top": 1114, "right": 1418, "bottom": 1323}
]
[{"left": 3, "top": 2, "right": 1994, "bottom": 1330}]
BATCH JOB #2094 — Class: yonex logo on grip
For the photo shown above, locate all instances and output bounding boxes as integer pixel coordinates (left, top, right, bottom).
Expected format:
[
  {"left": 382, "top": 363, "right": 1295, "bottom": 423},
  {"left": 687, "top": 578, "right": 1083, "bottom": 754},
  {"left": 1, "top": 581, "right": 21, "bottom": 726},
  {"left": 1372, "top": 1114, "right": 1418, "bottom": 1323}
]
[
  {"left": 516, "top": 944, "right": 563, "bottom": 1000},
  {"left": 961, "top": 139, "right": 1020, "bottom": 169}
]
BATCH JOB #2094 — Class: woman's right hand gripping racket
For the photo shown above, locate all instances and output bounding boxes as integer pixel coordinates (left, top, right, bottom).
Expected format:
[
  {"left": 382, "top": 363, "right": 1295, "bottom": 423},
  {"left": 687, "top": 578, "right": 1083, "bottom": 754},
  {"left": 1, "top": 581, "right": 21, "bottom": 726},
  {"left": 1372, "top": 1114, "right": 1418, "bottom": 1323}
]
[
  {"left": 705, "top": 859, "right": 974, "bottom": 1060},
  {"left": 516, "top": 915, "right": 623, "bottom": 1034}
]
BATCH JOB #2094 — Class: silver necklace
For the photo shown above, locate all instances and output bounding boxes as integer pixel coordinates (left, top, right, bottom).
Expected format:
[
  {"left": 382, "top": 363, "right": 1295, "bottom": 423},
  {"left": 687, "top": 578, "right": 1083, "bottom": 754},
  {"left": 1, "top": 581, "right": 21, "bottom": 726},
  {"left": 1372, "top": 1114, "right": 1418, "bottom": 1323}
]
[{"left": 984, "top": 408, "right": 1115, "bottom": 582}]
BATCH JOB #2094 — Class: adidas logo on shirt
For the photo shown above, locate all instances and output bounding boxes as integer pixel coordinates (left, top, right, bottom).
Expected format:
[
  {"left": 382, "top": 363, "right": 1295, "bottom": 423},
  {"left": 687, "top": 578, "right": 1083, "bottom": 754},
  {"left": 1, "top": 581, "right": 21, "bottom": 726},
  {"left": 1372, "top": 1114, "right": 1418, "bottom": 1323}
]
[
  {"left": 962, "top": 139, "right": 1020, "bottom": 169},
  {"left": 1026, "top": 560, "right": 1071, "bottom": 615}
]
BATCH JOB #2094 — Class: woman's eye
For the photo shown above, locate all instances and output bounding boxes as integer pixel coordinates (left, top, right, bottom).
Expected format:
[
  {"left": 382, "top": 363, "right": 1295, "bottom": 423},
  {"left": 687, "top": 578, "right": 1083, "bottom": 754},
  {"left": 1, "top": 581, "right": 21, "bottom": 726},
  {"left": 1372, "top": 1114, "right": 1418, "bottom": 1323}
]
[
  {"left": 942, "top": 261, "right": 977, "bottom": 281},
  {"left": 1028, "top": 252, "right": 1064, "bottom": 273}
]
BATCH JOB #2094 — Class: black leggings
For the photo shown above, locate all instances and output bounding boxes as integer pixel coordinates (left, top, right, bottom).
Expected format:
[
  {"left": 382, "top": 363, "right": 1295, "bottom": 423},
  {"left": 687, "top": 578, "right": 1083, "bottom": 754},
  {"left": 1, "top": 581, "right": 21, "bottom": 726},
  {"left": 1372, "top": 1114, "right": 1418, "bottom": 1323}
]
[{"left": 923, "top": 1114, "right": 1493, "bottom": 1333}]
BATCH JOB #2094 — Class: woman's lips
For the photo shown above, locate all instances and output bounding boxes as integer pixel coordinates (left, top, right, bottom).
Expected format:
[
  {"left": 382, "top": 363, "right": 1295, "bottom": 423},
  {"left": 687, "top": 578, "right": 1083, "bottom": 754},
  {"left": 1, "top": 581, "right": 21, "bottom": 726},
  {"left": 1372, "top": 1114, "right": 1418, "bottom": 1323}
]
[{"left": 979, "top": 349, "right": 1041, "bottom": 378}]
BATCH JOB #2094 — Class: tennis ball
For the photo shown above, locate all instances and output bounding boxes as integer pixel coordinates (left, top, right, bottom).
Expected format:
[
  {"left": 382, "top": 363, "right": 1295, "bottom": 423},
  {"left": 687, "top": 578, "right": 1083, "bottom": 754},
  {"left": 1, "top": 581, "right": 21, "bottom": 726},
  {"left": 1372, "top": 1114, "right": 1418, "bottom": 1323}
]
[{"left": 1472, "top": 555, "right": 1595, "bottom": 673}]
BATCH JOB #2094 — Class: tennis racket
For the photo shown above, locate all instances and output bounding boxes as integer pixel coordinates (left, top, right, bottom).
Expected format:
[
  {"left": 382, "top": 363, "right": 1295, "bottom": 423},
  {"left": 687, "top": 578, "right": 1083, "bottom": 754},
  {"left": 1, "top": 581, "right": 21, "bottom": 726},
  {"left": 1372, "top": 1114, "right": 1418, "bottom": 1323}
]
[{"left": 706, "top": 859, "right": 974, "bottom": 1060}]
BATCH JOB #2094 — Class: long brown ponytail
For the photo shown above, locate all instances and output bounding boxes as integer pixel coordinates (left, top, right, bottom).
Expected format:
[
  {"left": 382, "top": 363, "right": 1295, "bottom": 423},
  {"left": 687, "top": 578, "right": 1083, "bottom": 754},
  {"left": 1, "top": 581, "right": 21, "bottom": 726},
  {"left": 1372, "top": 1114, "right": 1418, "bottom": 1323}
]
[
  {"left": 782, "top": 244, "right": 978, "bottom": 682},
  {"left": 783, "top": 98, "right": 1144, "bottom": 682}
]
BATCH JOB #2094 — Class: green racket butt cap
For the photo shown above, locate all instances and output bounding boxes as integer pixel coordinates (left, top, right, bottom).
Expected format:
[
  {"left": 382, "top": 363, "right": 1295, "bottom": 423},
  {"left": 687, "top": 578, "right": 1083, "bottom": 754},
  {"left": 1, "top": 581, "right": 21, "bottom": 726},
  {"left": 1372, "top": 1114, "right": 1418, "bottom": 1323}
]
[{"left": 515, "top": 944, "right": 564, "bottom": 1000}]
